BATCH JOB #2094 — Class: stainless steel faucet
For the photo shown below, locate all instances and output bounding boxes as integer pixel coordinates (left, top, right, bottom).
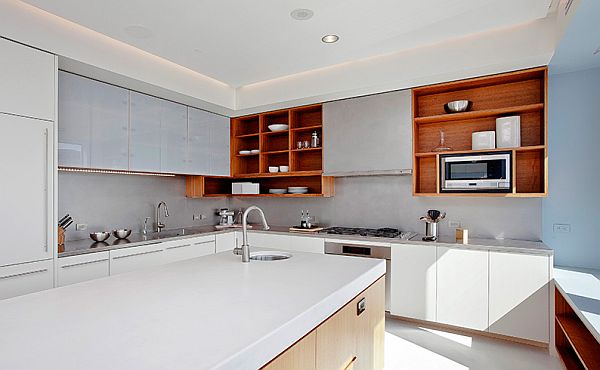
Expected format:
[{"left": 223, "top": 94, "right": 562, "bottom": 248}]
[
  {"left": 156, "top": 201, "right": 169, "bottom": 232},
  {"left": 234, "top": 206, "right": 270, "bottom": 262},
  {"left": 143, "top": 216, "right": 151, "bottom": 235}
]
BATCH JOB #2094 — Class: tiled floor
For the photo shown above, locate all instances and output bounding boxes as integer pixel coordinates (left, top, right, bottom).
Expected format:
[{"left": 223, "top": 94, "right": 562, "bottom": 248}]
[{"left": 384, "top": 318, "right": 564, "bottom": 370}]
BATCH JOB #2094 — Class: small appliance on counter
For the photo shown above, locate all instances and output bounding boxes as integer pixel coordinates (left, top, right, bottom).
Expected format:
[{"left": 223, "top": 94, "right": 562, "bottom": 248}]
[
  {"left": 217, "top": 208, "right": 236, "bottom": 227},
  {"left": 420, "top": 210, "right": 446, "bottom": 241}
]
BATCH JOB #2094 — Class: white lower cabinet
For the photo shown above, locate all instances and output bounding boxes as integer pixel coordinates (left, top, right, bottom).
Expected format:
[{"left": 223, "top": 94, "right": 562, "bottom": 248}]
[
  {"left": 436, "top": 247, "right": 489, "bottom": 331},
  {"left": 0, "top": 260, "right": 54, "bottom": 300},
  {"left": 488, "top": 251, "right": 550, "bottom": 342},
  {"left": 390, "top": 243, "right": 436, "bottom": 321},
  {"left": 288, "top": 236, "right": 324, "bottom": 253},
  {"left": 109, "top": 243, "right": 166, "bottom": 275},
  {"left": 57, "top": 252, "right": 110, "bottom": 287},
  {"left": 162, "top": 236, "right": 215, "bottom": 264},
  {"left": 216, "top": 232, "right": 236, "bottom": 253},
  {"left": 244, "top": 232, "right": 324, "bottom": 254}
]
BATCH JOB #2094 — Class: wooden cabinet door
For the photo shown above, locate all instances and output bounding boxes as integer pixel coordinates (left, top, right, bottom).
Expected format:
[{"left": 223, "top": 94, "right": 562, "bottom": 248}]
[
  {"left": 316, "top": 277, "right": 385, "bottom": 370},
  {"left": 57, "top": 251, "right": 110, "bottom": 287},
  {"left": 262, "top": 331, "right": 316, "bottom": 370},
  {"left": 489, "top": 251, "right": 550, "bottom": 342},
  {"left": 0, "top": 37, "right": 55, "bottom": 120},
  {"left": 390, "top": 243, "right": 436, "bottom": 321},
  {"left": 437, "top": 247, "right": 489, "bottom": 330}
]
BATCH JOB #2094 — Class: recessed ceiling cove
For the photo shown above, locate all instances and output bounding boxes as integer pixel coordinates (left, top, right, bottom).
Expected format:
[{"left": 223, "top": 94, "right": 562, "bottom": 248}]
[{"left": 22, "top": 0, "right": 553, "bottom": 87}]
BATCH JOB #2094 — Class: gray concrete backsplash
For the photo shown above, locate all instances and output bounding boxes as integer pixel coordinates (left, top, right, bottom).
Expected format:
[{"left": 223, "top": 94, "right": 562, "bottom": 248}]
[
  {"left": 230, "top": 176, "right": 542, "bottom": 241},
  {"left": 59, "top": 172, "right": 227, "bottom": 241},
  {"left": 60, "top": 173, "right": 541, "bottom": 242}
]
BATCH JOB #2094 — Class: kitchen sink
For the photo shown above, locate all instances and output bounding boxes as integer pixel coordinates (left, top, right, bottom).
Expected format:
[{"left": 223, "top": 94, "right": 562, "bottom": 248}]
[
  {"left": 249, "top": 251, "right": 292, "bottom": 261},
  {"left": 151, "top": 228, "right": 188, "bottom": 239}
]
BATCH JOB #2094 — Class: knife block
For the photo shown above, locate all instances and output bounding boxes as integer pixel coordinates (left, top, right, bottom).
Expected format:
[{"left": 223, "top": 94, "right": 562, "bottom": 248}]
[{"left": 57, "top": 226, "right": 65, "bottom": 253}]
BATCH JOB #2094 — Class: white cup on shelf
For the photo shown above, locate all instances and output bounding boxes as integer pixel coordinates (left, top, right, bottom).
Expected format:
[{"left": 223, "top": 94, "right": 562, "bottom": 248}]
[{"left": 279, "top": 166, "right": 289, "bottom": 173}]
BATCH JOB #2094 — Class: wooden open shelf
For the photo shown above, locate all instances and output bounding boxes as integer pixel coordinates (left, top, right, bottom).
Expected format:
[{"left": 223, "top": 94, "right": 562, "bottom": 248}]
[
  {"left": 555, "top": 288, "right": 600, "bottom": 370},
  {"left": 412, "top": 67, "right": 548, "bottom": 197},
  {"left": 187, "top": 104, "right": 331, "bottom": 198}
]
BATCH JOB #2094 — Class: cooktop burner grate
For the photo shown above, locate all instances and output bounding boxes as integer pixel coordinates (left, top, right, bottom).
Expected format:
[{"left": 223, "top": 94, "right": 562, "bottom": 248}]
[{"left": 319, "top": 227, "right": 415, "bottom": 240}]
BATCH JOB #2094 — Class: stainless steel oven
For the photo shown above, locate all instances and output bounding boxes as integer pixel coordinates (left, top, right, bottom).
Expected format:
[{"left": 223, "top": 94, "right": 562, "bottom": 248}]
[
  {"left": 440, "top": 152, "right": 511, "bottom": 192},
  {"left": 325, "top": 242, "right": 391, "bottom": 311}
]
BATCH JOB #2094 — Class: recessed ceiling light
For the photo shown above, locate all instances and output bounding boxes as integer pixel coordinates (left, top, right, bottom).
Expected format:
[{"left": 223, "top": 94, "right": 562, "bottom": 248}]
[
  {"left": 594, "top": 45, "right": 600, "bottom": 55},
  {"left": 124, "top": 25, "right": 153, "bottom": 39},
  {"left": 290, "top": 8, "right": 314, "bottom": 21},
  {"left": 321, "top": 34, "right": 339, "bottom": 44}
]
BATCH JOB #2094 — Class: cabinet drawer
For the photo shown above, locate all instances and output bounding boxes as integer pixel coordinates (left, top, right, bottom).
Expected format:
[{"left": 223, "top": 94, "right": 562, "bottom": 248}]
[
  {"left": 216, "top": 232, "right": 236, "bottom": 253},
  {"left": 57, "top": 252, "right": 110, "bottom": 287},
  {"left": 109, "top": 243, "right": 166, "bottom": 275},
  {"left": 0, "top": 260, "right": 54, "bottom": 300},
  {"left": 163, "top": 237, "right": 215, "bottom": 264},
  {"left": 289, "top": 236, "right": 324, "bottom": 254}
]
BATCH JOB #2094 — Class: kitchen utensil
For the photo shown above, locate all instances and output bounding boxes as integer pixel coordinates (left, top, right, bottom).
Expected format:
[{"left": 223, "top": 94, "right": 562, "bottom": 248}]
[
  {"left": 268, "top": 166, "right": 279, "bottom": 173},
  {"left": 496, "top": 116, "right": 521, "bottom": 148},
  {"left": 268, "top": 189, "right": 287, "bottom": 194},
  {"left": 59, "top": 215, "right": 72, "bottom": 228},
  {"left": 112, "top": 229, "right": 132, "bottom": 239},
  {"left": 250, "top": 149, "right": 260, "bottom": 154},
  {"left": 427, "top": 209, "right": 441, "bottom": 221},
  {"left": 58, "top": 214, "right": 70, "bottom": 225},
  {"left": 90, "top": 231, "right": 110, "bottom": 242},
  {"left": 279, "top": 165, "right": 289, "bottom": 172},
  {"left": 472, "top": 131, "right": 496, "bottom": 150},
  {"left": 444, "top": 100, "right": 472, "bottom": 113},
  {"left": 423, "top": 222, "right": 439, "bottom": 241},
  {"left": 238, "top": 150, "right": 251, "bottom": 155},
  {"left": 311, "top": 131, "right": 320, "bottom": 148},
  {"left": 268, "top": 124, "right": 289, "bottom": 132},
  {"left": 62, "top": 219, "right": 73, "bottom": 230},
  {"left": 303, "top": 140, "right": 310, "bottom": 149},
  {"left": 432, "top": 129, "right": 452, "bottom": 152}
]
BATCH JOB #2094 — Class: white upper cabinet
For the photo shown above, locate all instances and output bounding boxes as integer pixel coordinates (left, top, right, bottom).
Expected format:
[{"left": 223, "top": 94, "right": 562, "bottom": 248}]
[
  {"left": 130, "top": 92, "right": 162, "bottom": 172},
  {"left": 0, "top": 114, "right": 53, "bottom": 267},
  {"left": 323, "top": 90, "right": 412, "bottom": 175},
  {"left": 58, "top": 71, "right": 129, "bottom": 169},
  {"left": 188, "top": 107, "right": 230, "bottom": 176},
  {"left": 0, "top": 38, "right": 55, "bottom": 121},
  {"left": 160, "top": 100, "right": 188, "bottom": 174}
]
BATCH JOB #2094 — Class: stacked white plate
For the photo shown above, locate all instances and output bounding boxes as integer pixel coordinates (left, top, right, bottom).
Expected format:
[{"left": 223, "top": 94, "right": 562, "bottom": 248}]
[
  {"left": 238, "top": 150, "right": 251, "bottom": 155},
  {"left": 287, "top": 186, "right": 308, "bottom": 194},
  {"left": 269, "top": 189, "right": 287, "bottom": 194}
]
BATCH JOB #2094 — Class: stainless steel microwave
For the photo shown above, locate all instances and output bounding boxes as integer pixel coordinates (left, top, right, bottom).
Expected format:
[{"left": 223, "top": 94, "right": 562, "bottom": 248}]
[{"left": 440, "top": 152, "right": 511, "bottom": 192}]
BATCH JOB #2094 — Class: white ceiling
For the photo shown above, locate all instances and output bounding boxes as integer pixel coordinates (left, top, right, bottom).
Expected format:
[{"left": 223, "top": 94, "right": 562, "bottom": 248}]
[{"left": 22, "top": 0, "right": 553, "bottom": 87}]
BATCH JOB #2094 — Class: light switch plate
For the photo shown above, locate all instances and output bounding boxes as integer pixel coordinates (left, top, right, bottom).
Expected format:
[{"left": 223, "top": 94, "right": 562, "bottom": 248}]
[
  {"left": 553, "top": 224, "right": 571, "bottom": 233},
  {"left": 75, "top": 223, "right": 87, "bottom": 231}
]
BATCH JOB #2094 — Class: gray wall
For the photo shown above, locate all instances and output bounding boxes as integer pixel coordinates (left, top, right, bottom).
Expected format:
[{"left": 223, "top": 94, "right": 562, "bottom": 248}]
[
  {"left": 231, "top": 176, "right": 542, "bottom": 241},
  {"left": 543, "top": 67, "right": 600, "bottom": 269},
  {"left": 59, "top": 172, "right": 227, "bottom": 241}
]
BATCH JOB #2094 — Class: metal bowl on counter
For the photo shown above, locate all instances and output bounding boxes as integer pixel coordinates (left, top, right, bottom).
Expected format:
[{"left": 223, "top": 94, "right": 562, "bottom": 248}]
[
  {"left": 444, "top": 100, "right": 472, "bottom": 113},
  {"left": 90, "top": 231, "right": 111, "bottom": 242},
  {"left": 112, "top": 229, "right": 132, "bottom": 239}
]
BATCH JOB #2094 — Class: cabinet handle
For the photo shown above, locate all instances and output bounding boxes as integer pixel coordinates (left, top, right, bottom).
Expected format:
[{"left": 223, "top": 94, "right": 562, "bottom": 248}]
[
  {"left": 44, "top": 127, "right": 49, "bottom": 253},
  {"left": 0, "top": 268, "right": 48, "bottom": 280},
  {"left": 61, "top": 258, "right": 109, "bottom": 268},
  {"left": 166, "top": 244, "right": 191, "bottom": 250},
  {"left": 356, "top": 297, "right": 366, "bottom": 316},
  {"left": 344, "top": 356, "right": 357, "bottom": 370},
  {"left": 112, "top": 249, "right": 162, "bottom": 259}
]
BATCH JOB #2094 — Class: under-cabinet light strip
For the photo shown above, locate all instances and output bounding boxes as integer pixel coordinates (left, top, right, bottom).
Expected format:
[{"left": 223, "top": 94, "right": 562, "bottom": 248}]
[{"left": 58, "top": 167, "right": 176, "bottom": 177}]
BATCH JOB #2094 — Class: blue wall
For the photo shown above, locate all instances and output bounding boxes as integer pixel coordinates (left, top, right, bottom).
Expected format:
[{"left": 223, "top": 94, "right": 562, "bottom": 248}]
[{"left": 543, "top": 67, "right": 600, "bottom": 269}]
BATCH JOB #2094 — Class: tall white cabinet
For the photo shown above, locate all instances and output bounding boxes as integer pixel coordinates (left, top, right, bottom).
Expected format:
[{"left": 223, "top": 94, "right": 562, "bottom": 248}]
[{"left": 0, "top": 38, "right": 56, "bottom": 300}]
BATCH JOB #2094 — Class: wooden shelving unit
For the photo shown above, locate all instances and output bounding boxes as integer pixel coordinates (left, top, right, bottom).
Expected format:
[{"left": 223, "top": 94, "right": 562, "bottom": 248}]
[
  {"left": 555, "top": 288, "right": 600, "bottom": 370},
  {"left": 186, "top": 104, "right": 332, "bottom": 198},
  {"left": 412, "top": 67, "right": 548, "bottom": 197}
]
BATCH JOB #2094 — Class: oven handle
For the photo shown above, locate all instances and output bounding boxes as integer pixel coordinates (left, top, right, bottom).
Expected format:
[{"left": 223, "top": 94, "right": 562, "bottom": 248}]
[{"left": 324, "top": 242, "right": 391, "bottom": 260}]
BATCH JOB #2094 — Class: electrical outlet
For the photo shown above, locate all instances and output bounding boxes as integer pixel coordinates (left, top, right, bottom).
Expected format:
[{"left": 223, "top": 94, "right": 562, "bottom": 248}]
[
  {"left": 448, "top": 220, "right": 461, "bottom": 228},
  {"left": 75, "top": 223, "right": 87, "bottom": 231},
  {"left": 553, "top": 224, "right": 571, "bottom": 233},
  {"left": 193, "top": 214, "right": 206, "bottom": 221}
]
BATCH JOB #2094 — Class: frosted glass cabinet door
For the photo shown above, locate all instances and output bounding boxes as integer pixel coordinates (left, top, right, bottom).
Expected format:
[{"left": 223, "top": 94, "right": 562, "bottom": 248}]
[
  {"left": 130, "top": 92, "right": 162, "bottom": 172},
  {"left": 160, "top": 100, "right": 188, "bottom": 174},
  {"left": 58, "top": 72, "right": 129, "bottom": 169},
  {"left": 188, "top": 107, "right": 230, "bottom": 176}
]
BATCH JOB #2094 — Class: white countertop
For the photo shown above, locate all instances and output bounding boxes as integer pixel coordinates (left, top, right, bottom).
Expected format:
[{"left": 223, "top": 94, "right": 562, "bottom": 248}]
[
  {"left": 554, "top": 266, "right": 600, "bottom": 343},
  {"left": 0, "top": 250, "right": 385, "bottom": 370}
]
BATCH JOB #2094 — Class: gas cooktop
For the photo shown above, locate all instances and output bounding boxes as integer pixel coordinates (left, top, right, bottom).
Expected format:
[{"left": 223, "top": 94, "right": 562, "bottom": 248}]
[{"left": 319, "top": 227, "right": 417, "bottom": 240}]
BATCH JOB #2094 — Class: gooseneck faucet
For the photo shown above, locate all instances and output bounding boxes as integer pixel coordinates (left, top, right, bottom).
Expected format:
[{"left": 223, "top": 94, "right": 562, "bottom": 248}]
[
  {"left": 156, "top": 201, "right": 169, "bottom": 232},
  {"left": 234, "top": 206, "right": 270, "bottom": 262}
]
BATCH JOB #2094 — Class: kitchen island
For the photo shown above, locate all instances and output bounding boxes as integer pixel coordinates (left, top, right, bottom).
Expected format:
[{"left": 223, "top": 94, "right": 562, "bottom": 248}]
[{"left": 0, "top": 249, "right": 385, "bottom": 370}]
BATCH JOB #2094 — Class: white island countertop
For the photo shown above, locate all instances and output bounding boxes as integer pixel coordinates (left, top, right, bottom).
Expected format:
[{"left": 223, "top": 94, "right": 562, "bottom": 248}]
[{"left": 0, "top": 250, "right": 385, "bottom": 370}]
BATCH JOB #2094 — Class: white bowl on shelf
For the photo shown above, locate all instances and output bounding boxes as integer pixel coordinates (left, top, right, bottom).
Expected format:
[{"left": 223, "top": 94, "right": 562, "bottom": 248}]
[
  {"left": 268, "top": 124, "right": 289, "bottom": 132},
  {"left": 238, "top": 150, "right": 251, "bottom": 155},
  {"left": 268, "top": 166, "right": 279, "bottom": 173},
  {"left": 279, "top": 165, "right": 289, "bottom": 172},
  {"left": 250, "top": 149, "right": 260, "bottom": 154},
  {"left": 268, "top": 189, "right": 287, "bottom": 194}
]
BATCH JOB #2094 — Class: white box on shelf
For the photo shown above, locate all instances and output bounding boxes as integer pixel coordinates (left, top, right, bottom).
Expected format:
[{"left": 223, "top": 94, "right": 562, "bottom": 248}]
[
  {"left": 232, "top": 182, "right": 252, "bottom": 194},
  {"left": 243, "top": 183, "right": 260, "bottom": 194},
  {"left": 472, "top": 131, "right": 496, "bottom": 150},
  {"left": 496, "top": 116, "right": 521, "bottom": 148}
]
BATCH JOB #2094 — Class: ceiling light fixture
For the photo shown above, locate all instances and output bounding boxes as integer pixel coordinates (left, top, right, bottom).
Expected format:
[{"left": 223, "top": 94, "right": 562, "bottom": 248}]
[
  {"left": 321, "top": 34, "right": 339, "bottom": 44},
  {"left": 290, "top": 8, "right": 314, "bottom": 21},
  {"left": 594, "top": 45, "right": 600, "bottom": 55}
]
